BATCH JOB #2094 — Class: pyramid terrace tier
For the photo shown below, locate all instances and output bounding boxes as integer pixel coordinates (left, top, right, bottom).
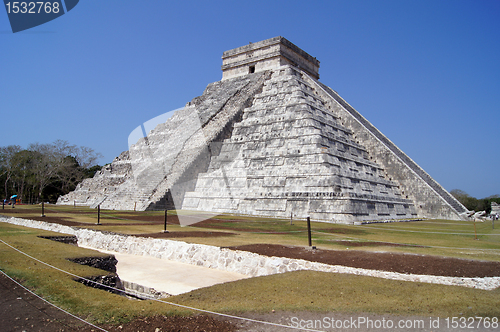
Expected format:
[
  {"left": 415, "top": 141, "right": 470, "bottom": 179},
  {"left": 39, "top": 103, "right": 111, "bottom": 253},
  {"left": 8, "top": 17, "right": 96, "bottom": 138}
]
[{"left": 58, "top": 57, "right": 467, "bottom": 222}]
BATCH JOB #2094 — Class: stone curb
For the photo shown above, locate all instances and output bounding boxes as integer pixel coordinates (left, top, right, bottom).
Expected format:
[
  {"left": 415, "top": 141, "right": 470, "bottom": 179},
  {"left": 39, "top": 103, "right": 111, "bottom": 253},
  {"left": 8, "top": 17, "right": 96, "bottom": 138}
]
[{"left": 1, "top": 216, "right": 499, "bottom": 290}]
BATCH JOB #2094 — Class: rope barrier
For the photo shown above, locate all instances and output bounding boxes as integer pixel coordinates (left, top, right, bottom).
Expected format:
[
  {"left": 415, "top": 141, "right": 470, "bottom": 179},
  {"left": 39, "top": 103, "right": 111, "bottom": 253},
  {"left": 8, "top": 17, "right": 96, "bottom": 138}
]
[
  {"left": 0, "top": 238, "right": 324, "bottom": 332},
  {"left": 0, "top": 269, "right": 109, "bottom": 332},
  {"left": 348, "top": 224, "right": 500, "bottom": 236},
  {"left": 37, "top": 207, "right": 309, "bottom": 233},
  {"left": 311, "top": 230, "right": 500, "bottom": 251}
]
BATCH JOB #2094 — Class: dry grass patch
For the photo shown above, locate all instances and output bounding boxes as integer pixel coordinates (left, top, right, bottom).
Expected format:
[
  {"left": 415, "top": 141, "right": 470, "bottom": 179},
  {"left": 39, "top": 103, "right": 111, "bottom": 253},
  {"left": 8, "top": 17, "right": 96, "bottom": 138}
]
[
  {"left": 1, "top": 209, "right": 500, "bottom": 326},
  {"left": 173, "top": 270, "right": 500, "bottom": 317}
]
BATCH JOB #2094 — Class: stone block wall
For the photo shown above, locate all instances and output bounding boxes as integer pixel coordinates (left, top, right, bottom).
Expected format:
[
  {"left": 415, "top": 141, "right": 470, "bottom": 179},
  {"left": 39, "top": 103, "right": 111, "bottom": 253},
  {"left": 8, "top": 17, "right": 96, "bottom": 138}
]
[
  {"left": 58, "top": 36, "right": 466, "bottom": 222},
  {"left": 222, "top": 37, "right": 319, "bottom": 80},
  {"left": 184, "top": 66, "right": 418, "bottom": 223},
  {"left": 58, "top": 72, "right": 270, "bottom": 212},
  {"left": 310, "top": 79, "right": 467, "bottom": 220}
]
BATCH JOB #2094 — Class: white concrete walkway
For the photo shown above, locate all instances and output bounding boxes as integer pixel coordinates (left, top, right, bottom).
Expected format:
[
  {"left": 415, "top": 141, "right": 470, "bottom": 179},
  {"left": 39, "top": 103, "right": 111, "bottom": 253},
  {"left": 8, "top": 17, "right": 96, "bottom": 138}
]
[{"left": 88, "top": 248, "right": 249, "bottom": 295}]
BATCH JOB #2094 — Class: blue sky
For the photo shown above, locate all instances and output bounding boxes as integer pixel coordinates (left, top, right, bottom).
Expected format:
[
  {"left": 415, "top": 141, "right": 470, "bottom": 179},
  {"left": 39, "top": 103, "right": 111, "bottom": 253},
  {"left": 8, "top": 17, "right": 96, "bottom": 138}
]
[{"left": 1, "top": 0, "right": 499, "bottom": 199}]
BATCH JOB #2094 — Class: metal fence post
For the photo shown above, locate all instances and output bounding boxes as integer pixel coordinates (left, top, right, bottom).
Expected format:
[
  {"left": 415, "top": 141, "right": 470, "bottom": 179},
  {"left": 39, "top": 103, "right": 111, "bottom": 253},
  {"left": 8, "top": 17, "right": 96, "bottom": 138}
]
[
  {"left": 97, "top": 204, "right": 101, "bottom": 225},
  {"left": 307, "top": 216, "right": 312, "bottom": 247},
  {"left": 164, "top": 209, "right": 169, "bottom": 233}
]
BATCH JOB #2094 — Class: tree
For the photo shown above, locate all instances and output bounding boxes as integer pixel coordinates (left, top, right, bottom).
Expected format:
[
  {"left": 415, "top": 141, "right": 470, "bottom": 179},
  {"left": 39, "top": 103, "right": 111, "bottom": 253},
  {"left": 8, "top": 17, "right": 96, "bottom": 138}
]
[
  {"left": 450, "top": 189, "right": 477, "bottom": 211},
  {"left": 0, "top": 145, "right": 21, "bottom": 199},
  {"left": 28, "top": 143, "right": 59, "bottom": 200},
  {"left": 28, "top": 140, "right": 103, "bottom": 202},
  {"left": 10, "top": 150, "right": 39, "bottom": 202},
  {"left": 451, "top": 189, "right": 500, "bottom": 214},
  {"left": 50, "top": 140, "right": 103, "bottom": 197},
  {"left": 450, "top": 189, "right": 469, "bottom": 201},
  {"left": 0, "top": 140, "right": 102, "bottom": 203}
]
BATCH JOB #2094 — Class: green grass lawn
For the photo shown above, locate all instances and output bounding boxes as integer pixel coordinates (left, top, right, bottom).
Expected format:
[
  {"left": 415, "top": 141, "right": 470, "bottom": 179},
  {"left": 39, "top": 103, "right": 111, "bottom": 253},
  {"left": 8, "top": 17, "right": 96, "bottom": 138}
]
[
  {"left": 1, "top": 205, "right": 500, "bottom": 325},
  {"left": 8, "top": 204, "right": 500, "bottom": 259}
]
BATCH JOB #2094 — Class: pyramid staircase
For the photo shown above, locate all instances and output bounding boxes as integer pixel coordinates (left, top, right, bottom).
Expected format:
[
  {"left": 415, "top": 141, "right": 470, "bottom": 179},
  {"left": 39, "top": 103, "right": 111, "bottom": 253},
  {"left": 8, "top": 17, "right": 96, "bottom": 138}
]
[
  {"left": 58, "top": 37, "right": 467, "bottom": 222},
  {"left": 182, "top": 66, "right": 420, "bottom": 222}
]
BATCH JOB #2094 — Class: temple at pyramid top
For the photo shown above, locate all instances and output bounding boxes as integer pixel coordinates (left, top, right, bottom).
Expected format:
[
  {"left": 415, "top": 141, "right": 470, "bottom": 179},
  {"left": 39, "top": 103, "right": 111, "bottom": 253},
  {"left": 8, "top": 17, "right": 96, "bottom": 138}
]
[
  {"left": 221, "top": 36, "right": 320, "bottom": 80},
  {"left": 58, "top": 36, "right": 468, "bottom": 223}
]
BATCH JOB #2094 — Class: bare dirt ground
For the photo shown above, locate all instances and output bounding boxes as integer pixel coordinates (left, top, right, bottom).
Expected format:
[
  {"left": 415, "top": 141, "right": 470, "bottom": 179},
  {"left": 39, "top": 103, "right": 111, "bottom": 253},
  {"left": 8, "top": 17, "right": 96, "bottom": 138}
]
[
  {"left": 225, "top": 244, "right": 500, "bottom": 278},
  {"left": 22, "top": 213, "right": 500, "bottom": 277},
  {"left": 3, "top": 271, "right": 493, "bottom": 332},
  {"left": 0, "top": 273, "right": 236, "bottom": 332},
  {"left": 0, "top": 271, "right": 84, "bottom": 332},
  {"left": 2, "top": 212, "right": 500, "bottom": 331}
]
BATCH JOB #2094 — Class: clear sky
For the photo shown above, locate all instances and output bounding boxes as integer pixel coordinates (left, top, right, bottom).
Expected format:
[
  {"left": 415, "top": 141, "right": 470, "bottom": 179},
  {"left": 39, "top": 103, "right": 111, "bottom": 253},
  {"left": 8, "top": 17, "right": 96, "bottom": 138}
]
[{"left": 1, "top": 0, "right": 499, "bottom": 199}]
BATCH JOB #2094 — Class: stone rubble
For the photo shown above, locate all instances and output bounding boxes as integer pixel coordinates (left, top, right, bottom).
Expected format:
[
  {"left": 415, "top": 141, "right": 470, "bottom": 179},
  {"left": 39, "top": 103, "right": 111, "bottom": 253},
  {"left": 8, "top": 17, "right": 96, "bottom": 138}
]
[{"left": 2, "top": 216, "right": 499, "bottom": 291}]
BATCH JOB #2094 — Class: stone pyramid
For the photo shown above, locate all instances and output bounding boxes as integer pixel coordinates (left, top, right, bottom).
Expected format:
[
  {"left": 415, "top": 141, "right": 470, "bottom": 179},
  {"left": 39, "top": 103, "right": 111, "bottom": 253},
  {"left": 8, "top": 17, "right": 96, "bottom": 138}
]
[{"left": 58, "top": 37, "right": 467, "bottom": 223}]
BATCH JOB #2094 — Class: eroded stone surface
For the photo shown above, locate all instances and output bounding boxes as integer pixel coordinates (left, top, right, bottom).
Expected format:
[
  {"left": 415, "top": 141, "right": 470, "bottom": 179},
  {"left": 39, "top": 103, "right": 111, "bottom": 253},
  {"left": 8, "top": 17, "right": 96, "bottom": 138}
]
[
  {"left": 57, "top": 37, "right": 467, "bottom": 222},
  {"left": 183, "top": 66, "right": 421, "bottom": 222},
  {"left": 58, "top": 72, "right": 269, "bottom": 212}
]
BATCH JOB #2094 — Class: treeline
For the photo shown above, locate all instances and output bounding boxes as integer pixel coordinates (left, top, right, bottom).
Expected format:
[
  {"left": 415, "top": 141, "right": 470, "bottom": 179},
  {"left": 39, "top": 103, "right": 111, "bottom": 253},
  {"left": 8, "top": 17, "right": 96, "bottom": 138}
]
[
  {"left": 450, "top": 189, "right": 500, "bottom": 214},
  {"left": 0, "top": 140, "right": 102, "bottom": 204}
]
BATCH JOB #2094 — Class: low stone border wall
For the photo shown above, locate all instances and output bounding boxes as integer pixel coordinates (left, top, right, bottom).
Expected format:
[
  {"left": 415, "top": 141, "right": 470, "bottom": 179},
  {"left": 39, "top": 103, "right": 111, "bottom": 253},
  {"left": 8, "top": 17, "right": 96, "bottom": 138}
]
[
  {"left": 1, "top": 216, "right": 499, "bottom": 290},
  {"left": 121, "top": 280, "right": 170, "bottom": 300}
]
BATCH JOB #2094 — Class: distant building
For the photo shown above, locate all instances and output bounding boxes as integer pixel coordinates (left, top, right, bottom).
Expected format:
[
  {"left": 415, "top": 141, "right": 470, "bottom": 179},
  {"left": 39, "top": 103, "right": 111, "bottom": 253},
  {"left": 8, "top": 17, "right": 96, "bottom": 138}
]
[{"left": 491, "top": 202, "right": 500, "bottom": 218}]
